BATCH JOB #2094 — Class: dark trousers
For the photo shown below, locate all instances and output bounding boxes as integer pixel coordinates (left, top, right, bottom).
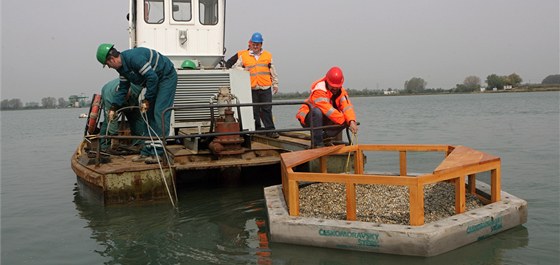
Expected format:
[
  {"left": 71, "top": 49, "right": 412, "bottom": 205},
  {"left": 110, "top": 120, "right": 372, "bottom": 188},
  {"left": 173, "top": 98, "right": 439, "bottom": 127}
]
[
  {"left": 302, "top": 107, "right": 344, "bottom": 147},
  {"left": 252, "top": 88, "right": 275, "bottom": 130}
]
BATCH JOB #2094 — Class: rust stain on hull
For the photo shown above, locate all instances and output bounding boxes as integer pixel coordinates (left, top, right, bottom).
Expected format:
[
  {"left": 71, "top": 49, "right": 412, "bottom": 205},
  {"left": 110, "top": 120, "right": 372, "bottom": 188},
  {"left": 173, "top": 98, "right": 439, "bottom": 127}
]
[
  {"left": 71, "top": 135, "right": 311, "bottom": 205},
  {"left": 71, "top": 148, "right": 176, "bottom": 205}
]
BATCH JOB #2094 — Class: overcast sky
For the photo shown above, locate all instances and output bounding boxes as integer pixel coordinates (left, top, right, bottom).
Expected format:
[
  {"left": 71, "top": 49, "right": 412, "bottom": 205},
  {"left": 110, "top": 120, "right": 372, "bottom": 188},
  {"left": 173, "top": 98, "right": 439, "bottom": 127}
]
[{"left": 1, "top": 0, "right": 558, "bottom": 103}]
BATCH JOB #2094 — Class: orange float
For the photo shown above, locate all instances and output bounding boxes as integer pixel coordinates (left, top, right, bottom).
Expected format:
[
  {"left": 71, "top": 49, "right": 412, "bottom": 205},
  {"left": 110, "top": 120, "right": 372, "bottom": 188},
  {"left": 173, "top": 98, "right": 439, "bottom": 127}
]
[{"left": 85, "top": 94, "right": 102, "bottom": 135}]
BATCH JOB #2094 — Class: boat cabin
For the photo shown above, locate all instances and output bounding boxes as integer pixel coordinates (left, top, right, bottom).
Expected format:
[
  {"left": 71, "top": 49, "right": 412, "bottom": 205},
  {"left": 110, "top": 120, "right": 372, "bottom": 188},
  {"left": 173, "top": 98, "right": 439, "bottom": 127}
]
[
  {"left": 128, "top": 0, "right": 225, "bottom": 69},
  {"left": 127, "top": 0, "right": 256, "bottom": 135}
]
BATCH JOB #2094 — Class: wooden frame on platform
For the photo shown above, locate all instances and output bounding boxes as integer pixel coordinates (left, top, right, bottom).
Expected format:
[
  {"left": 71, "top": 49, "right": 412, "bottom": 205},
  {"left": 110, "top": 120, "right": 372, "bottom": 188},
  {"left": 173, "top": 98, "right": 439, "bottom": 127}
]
[{"left": 280, "top": 144, "right": 501, "bottom": 226}]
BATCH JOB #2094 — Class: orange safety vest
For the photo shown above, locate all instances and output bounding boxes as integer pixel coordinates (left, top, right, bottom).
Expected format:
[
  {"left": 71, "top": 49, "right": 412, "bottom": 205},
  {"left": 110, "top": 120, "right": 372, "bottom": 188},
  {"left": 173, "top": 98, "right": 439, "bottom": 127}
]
[
  {"left": 296, "top": 78, "right": 356, "bottom": 125},
  {"left": 237, "top": 49, "right": 248, "bottom": 58},
  {"left": 240, "top": 50, "right": 273, "bottom": 88}
]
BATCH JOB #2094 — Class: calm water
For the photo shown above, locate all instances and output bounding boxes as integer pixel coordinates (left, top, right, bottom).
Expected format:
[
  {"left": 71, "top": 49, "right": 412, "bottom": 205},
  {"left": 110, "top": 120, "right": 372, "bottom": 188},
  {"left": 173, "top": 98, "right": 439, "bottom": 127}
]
[{"left": 1, "top": 92, "right": 559, "bottom": 264}]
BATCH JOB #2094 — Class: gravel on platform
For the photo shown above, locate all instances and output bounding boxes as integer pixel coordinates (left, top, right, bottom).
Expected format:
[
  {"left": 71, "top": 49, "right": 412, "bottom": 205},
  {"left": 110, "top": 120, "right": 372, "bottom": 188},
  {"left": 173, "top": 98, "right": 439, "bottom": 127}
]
[{"left": 298, "top": 182, "right": 484, "bottom": 225}]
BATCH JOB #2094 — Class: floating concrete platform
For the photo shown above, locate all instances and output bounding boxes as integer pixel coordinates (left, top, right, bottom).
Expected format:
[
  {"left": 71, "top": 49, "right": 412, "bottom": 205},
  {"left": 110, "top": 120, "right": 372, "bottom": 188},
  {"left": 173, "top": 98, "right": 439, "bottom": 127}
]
[{"left": 264, "top": 181, "right": 527, "bottom": 257}]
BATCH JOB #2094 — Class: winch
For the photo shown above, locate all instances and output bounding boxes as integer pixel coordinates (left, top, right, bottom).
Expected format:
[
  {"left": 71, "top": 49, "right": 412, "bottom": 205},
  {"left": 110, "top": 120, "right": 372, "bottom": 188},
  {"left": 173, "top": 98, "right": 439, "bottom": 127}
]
[{"left": 208, "top": 87, "right": 245, "bottom": 155}]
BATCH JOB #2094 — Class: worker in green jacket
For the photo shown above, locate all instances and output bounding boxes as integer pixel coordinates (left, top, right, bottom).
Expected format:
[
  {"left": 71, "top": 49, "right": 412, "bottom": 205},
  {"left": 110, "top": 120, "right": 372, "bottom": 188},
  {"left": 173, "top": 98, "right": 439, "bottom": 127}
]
[
  {"left": 99, "top": 78, "right": 146, "bottom": 153},
  {"left": 96, "top": 44, "right": 177, "bottom": 164}
]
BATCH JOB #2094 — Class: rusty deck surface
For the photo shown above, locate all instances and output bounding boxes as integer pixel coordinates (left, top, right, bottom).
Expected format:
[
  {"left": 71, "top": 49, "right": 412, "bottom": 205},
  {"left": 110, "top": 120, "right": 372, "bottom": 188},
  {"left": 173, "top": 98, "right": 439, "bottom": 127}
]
[
  {"left": 76, "top": 154, "right": 167, "bottom": 174},
  {"left": 171, "top": 140, "right": 285, "bottom": 170},
  {"left": 74, "top": 136, "right": 306, "bottom": 174},
  {"left": 72, "top": 134, "right": 310, "bottom": 204}
]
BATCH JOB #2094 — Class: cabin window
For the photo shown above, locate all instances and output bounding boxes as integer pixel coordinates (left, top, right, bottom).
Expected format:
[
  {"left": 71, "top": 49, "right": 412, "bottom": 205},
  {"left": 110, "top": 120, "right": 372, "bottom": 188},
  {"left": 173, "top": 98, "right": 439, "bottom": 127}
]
[
  {"left": 144, "top": 0, "right": 165, "bottom": 24},
  {"left": 199, "top": 0, "right": 218, "bottom": 25},
  {"left": 172, "top": 0, "right": 192, "bottom": 22}
]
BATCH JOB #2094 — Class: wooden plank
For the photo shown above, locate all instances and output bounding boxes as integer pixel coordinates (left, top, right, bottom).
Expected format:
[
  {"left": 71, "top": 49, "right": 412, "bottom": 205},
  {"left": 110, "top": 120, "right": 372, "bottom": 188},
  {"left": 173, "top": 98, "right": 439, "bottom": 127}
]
[
  {"left": 331, "top": 145, "right": 359, "bottom": 155},
  {"left": 409, "top": 183, "right": 425, "bottom": 226},
  {"left": 468, "top": 174, "right": 476, "bottom": 194},
  {"left": 250, "top": 141, "right": 283, "bottom": 150},
  {"left": 289, "top": 172, "right": 417, "bottom": 186},
  {"left": 455, "top": 176, "right": 466, "bottom": 214},
  {"left": 399, "top": 151, "right": 407, "bottom": 176},
  {"left": 320, "top": 156, "right": 327, "bottom": 173},
  {"left": 358, "top": 144, "right": 451, "bottom": 152},
  {"left": 345, "top": 183, "right": 357, "bottom": 221},
  {"left": 174, "top": 155, "right": 279, "bottom": 170},
  {"left": 434, "top": 145, "right": 500, "bottom": 174},
  {"left": 288, "top": 179, "right": 299, "bottom": 216},
  {"left": 281, "top": 145, "right": 344, "bottom": 169},
  {"left": 355, "top": 150, "right": 364, "bottom": 174},
  {"left": 491, "top": 167, "right": 501, "bottom": 202},
  {"left": 424, "top": 161, "right": 501, "bottom": 184}
]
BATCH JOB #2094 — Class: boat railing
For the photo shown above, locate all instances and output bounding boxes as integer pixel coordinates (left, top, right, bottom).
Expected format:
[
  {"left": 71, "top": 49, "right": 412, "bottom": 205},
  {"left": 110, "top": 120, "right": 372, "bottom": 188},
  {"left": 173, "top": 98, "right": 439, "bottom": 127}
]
[
  {"left": 280, "top": 144, "right": 502, "bottom": 226},
  {"left": 160, "top": 101, "right": 350, "bottom": 145},
  {"left": 86, "top": 100, "right": 350, "bottom": 164}
]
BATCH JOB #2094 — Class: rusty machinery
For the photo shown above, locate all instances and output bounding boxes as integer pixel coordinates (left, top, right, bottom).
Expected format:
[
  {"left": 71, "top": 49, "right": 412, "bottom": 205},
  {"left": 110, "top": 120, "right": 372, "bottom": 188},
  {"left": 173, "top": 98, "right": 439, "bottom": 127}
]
[{"left": 208, "top": 87, "right": 246, "bottom": 155}]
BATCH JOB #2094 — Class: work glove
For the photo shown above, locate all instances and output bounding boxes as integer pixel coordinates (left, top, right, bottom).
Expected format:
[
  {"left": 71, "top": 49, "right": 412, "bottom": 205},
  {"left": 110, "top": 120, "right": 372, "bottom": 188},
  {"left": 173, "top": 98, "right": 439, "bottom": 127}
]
[
  {"left": 349, "top": 120, "right": 358, "bottom": 134},
  {"left": 140, "top": 100, "right": 150, "bottom": 113},
  {"left": 108, "top": 106, "right": 117, "bottom": 122}
]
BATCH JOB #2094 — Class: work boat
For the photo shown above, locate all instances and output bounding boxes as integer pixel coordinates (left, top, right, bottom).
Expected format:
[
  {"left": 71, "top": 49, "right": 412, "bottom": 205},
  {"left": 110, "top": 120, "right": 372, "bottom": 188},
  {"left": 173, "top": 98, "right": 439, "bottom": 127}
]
[
  {"left": 71, "top": 0, "right": 527, "bottom": 256},
  {"left": 72, "top": 0, "right": 336, "bottom": 204}
]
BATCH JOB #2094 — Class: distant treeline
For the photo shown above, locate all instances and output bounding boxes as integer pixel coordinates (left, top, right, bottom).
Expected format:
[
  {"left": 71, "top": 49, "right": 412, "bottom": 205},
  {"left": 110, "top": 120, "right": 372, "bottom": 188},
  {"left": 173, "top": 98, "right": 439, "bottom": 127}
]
[
  {"left": 2, "top": 74, "right": 559, "bottom": 110},
  {"left": 273, "top": 88, "right": 392, "bottom": 99},
  {"left": 274, "top": 83, "right": 559, "bottom": 99},
  {"left": 275, "top": 74, "right": 560, "bottom": 99},
  {"left": 0, "top": 97, "right": 77, "bottom": 111},
  {"left": 0, "top": 95, "right": 91, "bottom": 111}
]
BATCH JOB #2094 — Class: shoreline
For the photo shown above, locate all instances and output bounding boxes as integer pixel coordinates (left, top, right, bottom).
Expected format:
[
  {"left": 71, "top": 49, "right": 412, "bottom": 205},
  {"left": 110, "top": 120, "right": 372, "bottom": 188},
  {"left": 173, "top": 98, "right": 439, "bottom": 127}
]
[
  {"left": 272, "top": 86, "right": 560, "bottom": 100},
  {"left": 2, "top": 87, "right": 559, "bottom": 111}
]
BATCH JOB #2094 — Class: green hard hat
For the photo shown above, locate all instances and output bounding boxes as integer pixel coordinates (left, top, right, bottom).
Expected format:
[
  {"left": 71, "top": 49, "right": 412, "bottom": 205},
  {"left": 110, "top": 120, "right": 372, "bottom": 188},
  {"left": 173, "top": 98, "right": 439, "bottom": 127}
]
[
  {"left": 96, "top": 43, "right": 114, "bottom": 65},
  {"left": 181, "top": 60, "right": 197, "bottom": 69}
]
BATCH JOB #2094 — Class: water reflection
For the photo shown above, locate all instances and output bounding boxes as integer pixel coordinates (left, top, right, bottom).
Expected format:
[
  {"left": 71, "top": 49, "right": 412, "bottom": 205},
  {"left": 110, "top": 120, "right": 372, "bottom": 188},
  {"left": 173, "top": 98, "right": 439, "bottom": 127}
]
[
  {"left": 73, "top": 167, "right": 279, "bottom": 265},
  {"left": 74, "top": 171, "right": 528, "bottom": 265}
]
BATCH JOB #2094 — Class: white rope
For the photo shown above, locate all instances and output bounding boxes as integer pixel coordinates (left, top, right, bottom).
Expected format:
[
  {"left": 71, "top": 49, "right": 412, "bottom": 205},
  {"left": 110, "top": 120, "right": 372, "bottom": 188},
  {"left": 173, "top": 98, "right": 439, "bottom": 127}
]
[
  {"left": 88, "top": 104, "right": 178, "bottom": 207},
  {"left": 345, "top": 132, "right": 358, "bottom": 174},
  {"left": 140, "top": 109, "right": 179, "bottom": 208}
]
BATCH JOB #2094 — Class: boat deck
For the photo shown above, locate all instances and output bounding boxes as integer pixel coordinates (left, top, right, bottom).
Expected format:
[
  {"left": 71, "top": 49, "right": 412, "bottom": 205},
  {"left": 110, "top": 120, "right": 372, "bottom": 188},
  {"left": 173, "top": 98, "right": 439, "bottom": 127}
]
[{"left": 71, "top": 132, "right": 313, "bottom": 204}]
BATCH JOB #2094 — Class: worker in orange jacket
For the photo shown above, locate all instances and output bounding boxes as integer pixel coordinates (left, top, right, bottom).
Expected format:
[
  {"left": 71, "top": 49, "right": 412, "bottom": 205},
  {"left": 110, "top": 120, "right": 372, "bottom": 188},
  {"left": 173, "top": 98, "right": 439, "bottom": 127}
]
[{"left": 296, "top": 66, "right": 358, "bottom": 147}]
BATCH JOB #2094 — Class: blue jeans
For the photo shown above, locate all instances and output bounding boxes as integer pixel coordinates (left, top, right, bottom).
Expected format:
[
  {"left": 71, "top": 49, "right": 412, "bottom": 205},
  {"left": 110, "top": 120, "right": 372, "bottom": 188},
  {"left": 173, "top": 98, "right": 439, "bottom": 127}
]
[{"left": 301, "top": 107, "right": 344, "bottom": 147}]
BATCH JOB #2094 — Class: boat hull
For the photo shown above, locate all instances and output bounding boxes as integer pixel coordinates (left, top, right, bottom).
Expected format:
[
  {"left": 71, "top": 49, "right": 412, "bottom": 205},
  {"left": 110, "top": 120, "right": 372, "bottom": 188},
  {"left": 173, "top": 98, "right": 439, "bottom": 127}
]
[{"left": 71, "top": 148, "right": 176, "bottom": 205}]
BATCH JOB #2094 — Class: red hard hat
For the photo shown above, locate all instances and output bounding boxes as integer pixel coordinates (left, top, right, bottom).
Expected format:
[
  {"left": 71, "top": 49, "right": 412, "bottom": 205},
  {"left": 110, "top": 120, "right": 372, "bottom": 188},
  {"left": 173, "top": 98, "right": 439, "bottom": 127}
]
[{"left": 325, "top": 67, "right": 344, "bottom": 87}]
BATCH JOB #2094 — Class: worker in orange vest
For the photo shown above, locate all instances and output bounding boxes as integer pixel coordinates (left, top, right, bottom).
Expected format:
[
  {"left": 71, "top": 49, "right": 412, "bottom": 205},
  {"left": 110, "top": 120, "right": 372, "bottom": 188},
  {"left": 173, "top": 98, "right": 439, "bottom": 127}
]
[
  {"left": 229, "top": 32, "right": 280, "bottom": 138},
  {"left": 296, "top": 66, "right": 358, "bottom": 147}
]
